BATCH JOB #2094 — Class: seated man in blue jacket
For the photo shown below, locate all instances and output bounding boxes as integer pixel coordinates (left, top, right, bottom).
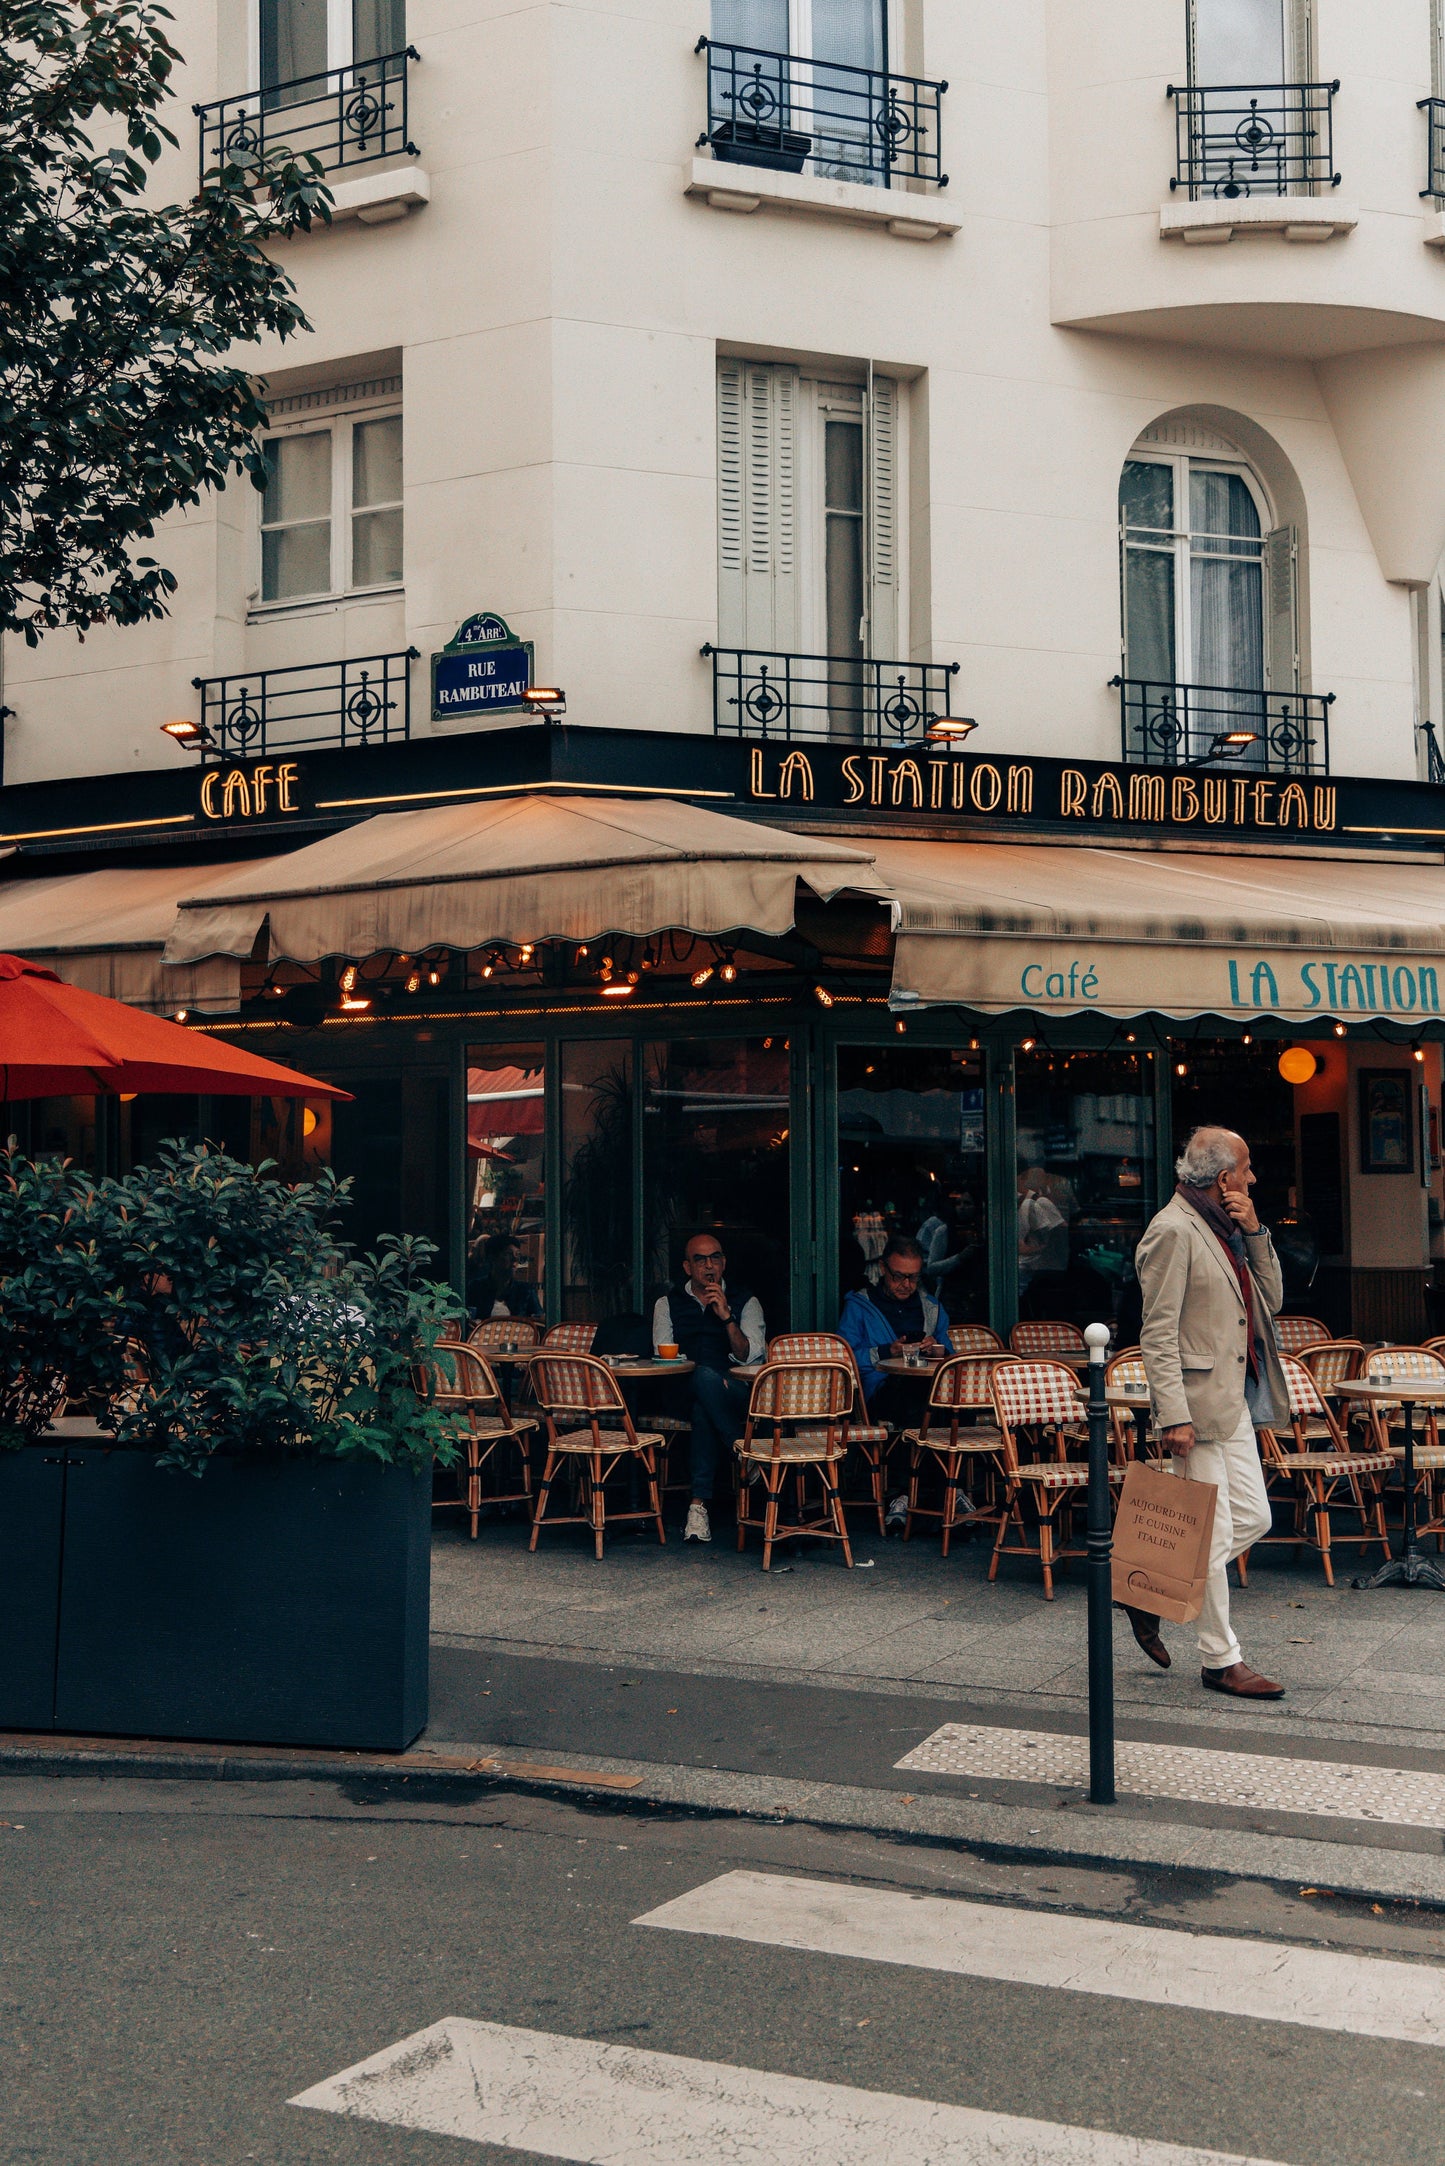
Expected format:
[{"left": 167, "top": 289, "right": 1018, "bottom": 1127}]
[{"left": 838, "top": 1235, "right": 954, "bottom": 1411}]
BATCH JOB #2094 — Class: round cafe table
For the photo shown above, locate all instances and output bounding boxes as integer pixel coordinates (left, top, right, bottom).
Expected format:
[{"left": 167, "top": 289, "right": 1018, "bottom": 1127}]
[
  {"left": 876, "top": 1355, "right": 947, "bottom": 1377},
  {"left": 1337, "top": 1377, "right": 1445, "bottom": 1591}
]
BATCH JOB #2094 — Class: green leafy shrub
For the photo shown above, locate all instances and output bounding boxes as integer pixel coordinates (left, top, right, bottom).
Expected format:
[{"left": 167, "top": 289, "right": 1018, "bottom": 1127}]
[{"left": 0, "top": 1139, "right": 466, "bottom": 1475}]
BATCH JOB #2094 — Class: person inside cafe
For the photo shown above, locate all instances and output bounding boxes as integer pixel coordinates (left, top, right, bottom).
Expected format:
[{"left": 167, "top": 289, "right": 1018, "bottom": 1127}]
[
  {"left": 652, "top": 1230, "right": 766, "bottom": 1546},
  {"left": 838, "top": 1234, "right": 954, "bottom": 1409},
  {"left": 1134, "top": 1125, "right": 1285, "bottom": 1700},
  {"left": 467, "top": 1230, "right": 543, "bottom": 1323}
]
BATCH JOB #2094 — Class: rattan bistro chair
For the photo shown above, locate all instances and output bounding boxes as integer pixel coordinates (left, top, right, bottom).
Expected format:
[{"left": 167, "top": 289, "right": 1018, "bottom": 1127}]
[
  {"left": 1360, "top": 1345, "right": 1445, "bottom": 1539},
  {"left": 949, "top": 1323, "right": 1006, "bottom": 1354},
  {"left": 543, "top": 1321, "right": 598, "bottom": 1353},
  {"left": 528, "top": 1354, "right": 666, "bottom": 1560},
  {"left": 468, "top": 1317, "right": 541, "bottom": 1352},
  {"left": 1009, "top": 1320, "right": 1088, "bottom": 1360},
  {"left": 735, "top": 1359, "right": 855, "bottom": 1572},
  {"left": 901, "top": 1354, "right": 1012, "bottom": 1554},
  {"left": 418, "top": 1341, "right": 540, "bottom": 1538},
  {"left": 1103, "top": 1348, "right": 1152, "bottom": 1462},
  {"left": 1274, "top": 1315, "right": 1332, "bottom": 1356},
  {"left": 989, "top": 1357, "right": 1120, "bottom": 1598},
  {"left": 768, "top": 1330, "right": 891, "bottom": 1533},
  {"left": 1253, "top": 1354, "right": 1393, "bottom": 1585}
]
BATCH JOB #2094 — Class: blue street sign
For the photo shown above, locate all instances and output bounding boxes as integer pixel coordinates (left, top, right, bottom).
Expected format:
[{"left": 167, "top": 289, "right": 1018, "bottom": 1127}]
[{"left": 431, "top": 615, "right": 534, "bottom": 720}]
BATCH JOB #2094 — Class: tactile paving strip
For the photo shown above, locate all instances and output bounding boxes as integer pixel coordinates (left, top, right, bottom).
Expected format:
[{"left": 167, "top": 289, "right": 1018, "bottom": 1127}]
[{"left": 895, "top": 1723, "right": 1445, "bottom": 1829}]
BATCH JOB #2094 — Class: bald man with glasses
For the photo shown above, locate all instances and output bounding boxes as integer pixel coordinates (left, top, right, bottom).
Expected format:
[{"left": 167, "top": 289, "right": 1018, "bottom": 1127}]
[{"left": 653, "top": 1231, "right": 766, "bottom": 1544}]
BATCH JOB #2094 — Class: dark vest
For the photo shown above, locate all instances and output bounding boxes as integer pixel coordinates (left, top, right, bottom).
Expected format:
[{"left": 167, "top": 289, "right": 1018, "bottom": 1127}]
[{"left": 666, "top": 1280, "right": 754, "bottom": 1373}]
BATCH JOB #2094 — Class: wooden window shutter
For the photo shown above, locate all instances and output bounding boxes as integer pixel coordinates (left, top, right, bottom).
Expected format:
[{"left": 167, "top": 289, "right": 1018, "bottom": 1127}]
[
  {"left": 1265, "top": 524, "right": 1300, "bottom": 693},
  {"left": 716, "top": 359, "right": 800, "bottom": 650},
  {"left": 867, "top": 372, "right": 900, "bottom": 660}
]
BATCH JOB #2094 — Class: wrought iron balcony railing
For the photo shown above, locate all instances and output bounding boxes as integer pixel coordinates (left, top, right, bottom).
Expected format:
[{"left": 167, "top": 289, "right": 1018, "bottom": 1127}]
[
  {"left": 1420, "top": 98, "right": 1445, "bottom": 200},
  {"left": 192, "top": 650, "right": 418, "bottom": 760},
  {"left": 1113, "top": 677, "right": 1332, "bottom": 776},
  {"left": 705, "top": 646, "right": 960, "bottom": 747},
  {"left": 195, "top": 47, "right": 418, "bottom": 183},
  {"left": 696, "top": 37, "right": 946, "bottom": 190},
  {"left": 1168, "top": 81, "right": 1340, "bottom": 199}
]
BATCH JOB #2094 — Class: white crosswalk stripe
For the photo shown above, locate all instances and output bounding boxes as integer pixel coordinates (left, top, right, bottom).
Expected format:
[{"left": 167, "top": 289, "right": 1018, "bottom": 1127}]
[
  {"left": 290, "top": 2015, "right": 1290, "bottom": 2163},
  {"left": 895, "top": 1721, "right": 1445, "bottom": 1828},
  {"left": 636, "top": 1869, "right": 1445, "bottom": 2048}
]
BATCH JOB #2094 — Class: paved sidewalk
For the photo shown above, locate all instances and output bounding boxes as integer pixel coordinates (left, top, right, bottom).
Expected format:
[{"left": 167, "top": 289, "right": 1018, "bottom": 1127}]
[{"left": 432, "top": 1514, "right": 1445, "bottom": 1744}]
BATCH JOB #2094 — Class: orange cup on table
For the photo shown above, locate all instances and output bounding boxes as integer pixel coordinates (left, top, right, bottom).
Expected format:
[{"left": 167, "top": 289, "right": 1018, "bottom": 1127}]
[{"left": 657, "top": 1343, "right": 680, "bottom": 1360}]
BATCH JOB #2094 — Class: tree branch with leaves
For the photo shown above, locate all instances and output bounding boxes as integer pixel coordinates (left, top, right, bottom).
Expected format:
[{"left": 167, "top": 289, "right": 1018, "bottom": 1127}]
[{"left": 0, "top": 0, "right": 331, "bottom": 643}]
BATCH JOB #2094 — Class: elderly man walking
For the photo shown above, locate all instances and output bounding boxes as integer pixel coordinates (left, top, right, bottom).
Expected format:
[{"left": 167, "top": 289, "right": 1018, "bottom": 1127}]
[{"left": 1131, "top": 1126, "right": 1286, "bottom": 1700}]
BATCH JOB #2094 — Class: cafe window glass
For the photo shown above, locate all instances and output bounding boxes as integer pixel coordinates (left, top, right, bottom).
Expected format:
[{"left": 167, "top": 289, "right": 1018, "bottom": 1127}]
[
  {"left": 1014, "top": 1049, "right": 1156, "bottom": 1333},
  {"left": 837, "top": 1046, "right": 989, "bottom": 1326},
  {"left": 467, "top": 1046, "right": 546, "bottom": 1324},
  {"left": 561, "top": 1041, "right": 634, "bottom": 1322},
  {"left": 642, "top": 1037, "right": 792, "bottom": 1329}
]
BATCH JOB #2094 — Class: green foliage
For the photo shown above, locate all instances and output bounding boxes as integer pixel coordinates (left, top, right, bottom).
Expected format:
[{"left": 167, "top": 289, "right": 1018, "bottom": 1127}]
[
  {"left": 0, "top": 1, "right": 332, "bottom": 642},
  {"left": 0, "top": 1146, "right": 118, "bottom": 1447},
  {"left": 0, "top": 1140, "right": 466, "bottom": 1476}
]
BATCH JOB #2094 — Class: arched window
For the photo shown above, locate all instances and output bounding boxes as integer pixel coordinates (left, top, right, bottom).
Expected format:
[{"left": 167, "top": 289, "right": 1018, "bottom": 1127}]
[{"left": 1119, "top": 432, "right": 1305, "bottom": 767}]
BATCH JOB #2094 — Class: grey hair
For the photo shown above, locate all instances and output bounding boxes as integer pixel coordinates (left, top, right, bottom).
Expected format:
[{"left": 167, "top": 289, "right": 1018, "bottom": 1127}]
[{"left": 1174, "top": 1126, "right": 1241, "bottom": 1187}]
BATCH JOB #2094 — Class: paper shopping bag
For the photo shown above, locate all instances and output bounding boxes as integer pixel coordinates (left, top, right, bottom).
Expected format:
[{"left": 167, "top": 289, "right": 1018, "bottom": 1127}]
[{"left": 1110, "top": 1459, "right": 1218, "bottom": 1624}]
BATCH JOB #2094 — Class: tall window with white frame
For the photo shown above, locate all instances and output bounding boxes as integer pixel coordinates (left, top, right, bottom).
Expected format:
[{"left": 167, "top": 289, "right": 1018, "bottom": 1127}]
[
  {"left": 259, "top": 0, "right": 406, "bottom": 97},
  {"left": 1118, "top": 438, "right": 1303, "bottom": 770},
  {"left": 1180, "top": 0, "right": 1325, "bottom": 197},
  {"left": 709, "top": 0, "right": 894, "bottom": 186},
  {"left": 260, "top": 408, "right": 402, "bottom": 606},
  {"left": 715, "top": 358, "right": 907, "bottom": 743}
]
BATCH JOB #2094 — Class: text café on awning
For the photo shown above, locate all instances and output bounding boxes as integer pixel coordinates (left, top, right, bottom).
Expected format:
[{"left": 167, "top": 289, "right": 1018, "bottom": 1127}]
[{"left": 4, "top": 720, "right": 1445, "bottom": 1345}]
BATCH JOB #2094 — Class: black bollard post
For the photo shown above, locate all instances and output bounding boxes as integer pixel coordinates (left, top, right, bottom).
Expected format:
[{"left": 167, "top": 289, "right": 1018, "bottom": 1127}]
[{"left": 1084, "top": 1320, "right": 1116, "bottom": 1806}]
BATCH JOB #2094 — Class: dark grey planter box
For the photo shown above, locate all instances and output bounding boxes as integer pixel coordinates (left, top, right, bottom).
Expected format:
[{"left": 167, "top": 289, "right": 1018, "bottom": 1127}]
[
  {"left": 0, "top": 1437, "right": 430, "bottom": 1751},
  {"left": 710, "top": 122, "right": 812, "bottom": 174}
]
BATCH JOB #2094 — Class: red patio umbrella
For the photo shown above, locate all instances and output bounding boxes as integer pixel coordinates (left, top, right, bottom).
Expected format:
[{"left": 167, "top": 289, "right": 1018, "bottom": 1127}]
[{"left": 0, "top": 954, "right": 350, "bottom": 1101}]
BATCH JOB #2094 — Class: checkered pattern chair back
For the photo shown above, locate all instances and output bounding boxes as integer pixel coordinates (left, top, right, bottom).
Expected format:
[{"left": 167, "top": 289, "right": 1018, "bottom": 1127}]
[
  {"left": 1301, "top": 1340, "right": 1363, "bottom": 1392},
  {"left": 1364, "top": 1345, "right": 1445, "bottom": 1383},
  {"left": 748, "top": 1360, "right": 854, "bottom": 1422},
  {"left": 419, "top": 1341, "right": 499, "bottom": 1408},
  {"left": 531, "top": 1353, "right": 626, "bottom": 1416},
  {"left": 543, "top": 1322, "right": 598, "bottom": 1353},
  {"left": 1423, "top": 1337, "right": 1445, "bottom": 1362},
  {"left": 931, "top": 1355, "right": 1012, "bottom": 1412},
  {"left": 1105, "top": 1350, "right": 1147, "bottom": 1394},
  {"left": 768, "top": 1332, "right": 852, "bottom": 1364},
  {"left": 1275, "top": 1316, "right": 1331, "bottom": 1355},
  {"left": 991, "top": 1359, "right": 1085, "bottom": 1434},
  {"left": 950, "top": 1323, "right": 1005, "bottom": 1353},
  {"left": 468, "top": 1317, "right": 541, "bottom": 1350},
  {"left": 1009, "top": 1321, "right": 1087, "bottom": 1358},
  {"left": 1279, "top": 1353, "right": 1327, "bottom": 1421}
]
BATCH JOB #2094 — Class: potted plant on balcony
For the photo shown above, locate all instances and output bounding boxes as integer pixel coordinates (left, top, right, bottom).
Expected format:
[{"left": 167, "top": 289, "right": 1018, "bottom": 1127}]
[{"left": 0, "top": 1142, "right": 464, "bottom": 1751}]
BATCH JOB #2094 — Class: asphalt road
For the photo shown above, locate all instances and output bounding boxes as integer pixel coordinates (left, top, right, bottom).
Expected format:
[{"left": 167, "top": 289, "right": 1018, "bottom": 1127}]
[{"left": 2, "top": 1768, "right": 1444, "bottom": 2164}]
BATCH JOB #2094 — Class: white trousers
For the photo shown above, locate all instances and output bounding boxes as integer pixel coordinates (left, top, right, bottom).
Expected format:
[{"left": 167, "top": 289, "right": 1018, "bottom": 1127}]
[{"left": 1170, "top": 1408, "right": 1273, "bottom": 1670}]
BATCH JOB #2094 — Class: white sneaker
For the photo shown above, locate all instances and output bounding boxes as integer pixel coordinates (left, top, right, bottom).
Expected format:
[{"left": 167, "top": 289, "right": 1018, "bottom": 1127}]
[
  {"left": 885, "top": 1492, "right": 909, "bottom": 1531},
  {"left": 684, "top": 1500, "right": 712, "bottom": 1543}
]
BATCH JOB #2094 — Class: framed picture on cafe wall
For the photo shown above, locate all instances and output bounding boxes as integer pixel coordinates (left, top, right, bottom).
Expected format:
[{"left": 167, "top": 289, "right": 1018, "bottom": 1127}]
[{"left": 1358, "top": 1069, "right": 1414, "bottom": 1175}]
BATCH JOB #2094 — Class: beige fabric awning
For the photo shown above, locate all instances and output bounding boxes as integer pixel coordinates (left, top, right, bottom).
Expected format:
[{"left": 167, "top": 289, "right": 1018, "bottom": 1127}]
[
  {"left": 869, "top": 838, "right": 1445, "bottom": 1022},
  {"left": 164, "top": 794, "right": 886, "bottom": 965},
  {"left": 0, "top": 862, "right": 266, "bottom": 1013}
]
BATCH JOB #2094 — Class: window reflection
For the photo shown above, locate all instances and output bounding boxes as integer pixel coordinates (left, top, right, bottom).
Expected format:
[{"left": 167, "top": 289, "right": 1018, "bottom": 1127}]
[
  {"left": 467, "top": 1045, "right": 546, "bottom": 1323},
  {"left": 642, "top": 1037, "right": 791, "bottom": 1328},
  {"left": 1014, "top": 1049, "right": 1156, "bottom": 1332},
  {"left": 560, "top": 1041, "right": 633, "bottom": 1321},
  {"left": 837, "top": 1046, "right": 989, "bottom": 1324}
]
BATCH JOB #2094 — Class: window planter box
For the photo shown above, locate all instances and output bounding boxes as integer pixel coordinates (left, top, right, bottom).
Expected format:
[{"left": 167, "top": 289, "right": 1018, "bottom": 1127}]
[
  {"left": 0, "top": 1438, "right": 430, "bottom": 1751},
  {"left": 709, "top": 120, "right": 812, "bottom": 174}
]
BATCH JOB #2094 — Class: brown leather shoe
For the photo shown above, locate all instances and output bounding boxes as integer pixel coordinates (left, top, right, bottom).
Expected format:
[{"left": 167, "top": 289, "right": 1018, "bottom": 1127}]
[
  {"left": 1202, "top": 1661, "right": 1284, "bottom": 1700},
  {"left": 1115, "top": 1602, "right": 1171, "bottom": 1669}
]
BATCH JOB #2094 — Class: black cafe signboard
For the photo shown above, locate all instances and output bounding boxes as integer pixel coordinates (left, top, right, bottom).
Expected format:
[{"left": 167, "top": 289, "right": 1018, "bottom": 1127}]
[
  {"left": 743, "top": 740, "right": 1352, "bottom": 841},
  {"left": 430, "top": 612, "right": 534, "bottom": 723}
]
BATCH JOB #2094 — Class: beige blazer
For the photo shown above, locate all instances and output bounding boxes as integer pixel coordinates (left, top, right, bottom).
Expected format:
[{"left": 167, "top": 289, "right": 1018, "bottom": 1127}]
[{"left": 1135, "top": 1193, "right": 1286, "bottom": 1441}]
